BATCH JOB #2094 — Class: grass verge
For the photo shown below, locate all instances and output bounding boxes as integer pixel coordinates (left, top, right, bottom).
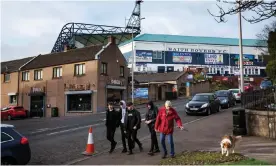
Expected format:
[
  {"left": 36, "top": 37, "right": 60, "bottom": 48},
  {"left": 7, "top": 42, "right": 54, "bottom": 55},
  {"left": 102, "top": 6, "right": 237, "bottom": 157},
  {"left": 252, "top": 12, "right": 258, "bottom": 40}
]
[{"left": 159, "top": 151, "right": 269, "bottom": 165}]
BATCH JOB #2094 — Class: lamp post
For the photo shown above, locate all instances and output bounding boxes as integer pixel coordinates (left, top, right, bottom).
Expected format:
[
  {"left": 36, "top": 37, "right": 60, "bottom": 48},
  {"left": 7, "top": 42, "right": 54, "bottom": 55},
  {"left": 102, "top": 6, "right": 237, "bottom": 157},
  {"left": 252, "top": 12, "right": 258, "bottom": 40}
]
[
  {"left": 131, "top": 17, "right": 145, "bottom": 104},
  {"left": 238, "top": 0, "right": 244, "bottom": 93}
]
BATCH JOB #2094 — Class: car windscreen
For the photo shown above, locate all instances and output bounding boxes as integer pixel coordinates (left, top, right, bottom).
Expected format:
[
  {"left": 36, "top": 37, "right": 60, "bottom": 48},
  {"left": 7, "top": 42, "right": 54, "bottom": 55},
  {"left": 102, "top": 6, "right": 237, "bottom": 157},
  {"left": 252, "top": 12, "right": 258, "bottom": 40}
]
[
  {"left": 192, "top": 95, "right": 209, "bottom": 101},
  {"left": 230, "top": 89, "right": 239, "bottom": 93},
  {"left": 261, "top": 81, "right": 272, "bottom": 86},
  {"left": 215, "top": 91, "right": 228, "bottom": 97}
]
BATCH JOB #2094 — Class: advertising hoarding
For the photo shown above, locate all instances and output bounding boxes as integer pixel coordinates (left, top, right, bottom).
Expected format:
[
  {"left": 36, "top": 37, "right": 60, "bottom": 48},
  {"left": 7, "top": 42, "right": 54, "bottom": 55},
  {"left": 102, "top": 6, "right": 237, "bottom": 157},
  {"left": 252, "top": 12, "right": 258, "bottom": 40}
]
[
  {"left": 172, "top": 52, "right": 192, "bottom": 63},
  {"left": 134, "top": 88, "right": 148, "bottom": 99},
  {"left": 204, "top": 54, "right": 224, "bottom": 64},
  {"left": 136, "top": 50, "right": 153, "bottom": 63}
]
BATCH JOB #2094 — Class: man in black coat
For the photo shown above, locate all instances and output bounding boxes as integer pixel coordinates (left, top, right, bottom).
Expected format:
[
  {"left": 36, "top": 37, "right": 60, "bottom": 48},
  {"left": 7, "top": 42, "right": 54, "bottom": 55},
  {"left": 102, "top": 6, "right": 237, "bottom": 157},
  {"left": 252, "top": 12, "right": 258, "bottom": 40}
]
[
  {"left": 124, "top": 102, "right": 143, "bottom": 155},
  {"left": 105, "top": 102, "right": 121, "bottom": 153},
  {"left": 145, "top": 101, "right": 160, "bottom": 156}
]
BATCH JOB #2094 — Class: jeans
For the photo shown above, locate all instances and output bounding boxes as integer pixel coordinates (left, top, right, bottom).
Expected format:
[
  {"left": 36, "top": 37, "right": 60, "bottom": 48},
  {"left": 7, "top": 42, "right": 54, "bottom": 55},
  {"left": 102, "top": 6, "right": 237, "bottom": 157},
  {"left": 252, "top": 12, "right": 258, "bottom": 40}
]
[
  {"left": 148, "top": 126, "right": 159, "bottom": 151},
  {"left": 120, "top": 123, "right": 127, "bottom": 150},
  {"left": 160, "top": 133, "right": 175, "bottom": 156}
]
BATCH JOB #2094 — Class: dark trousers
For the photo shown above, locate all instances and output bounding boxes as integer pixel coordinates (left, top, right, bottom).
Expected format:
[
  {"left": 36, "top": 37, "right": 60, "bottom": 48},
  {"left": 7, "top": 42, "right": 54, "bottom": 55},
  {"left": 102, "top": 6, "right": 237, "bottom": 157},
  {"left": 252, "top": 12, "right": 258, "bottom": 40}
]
[
  {"left": 127, "top": 129, "right": 142, "bottom": 151},
  {"left": 148, "top": 125, "right": 159, "bottom": 151},
  {"left": 106, "top": 127, "right": 116, "bottom": 146},
  {"left": 120, "top": 123, "right": 127, "bottom": 150}
]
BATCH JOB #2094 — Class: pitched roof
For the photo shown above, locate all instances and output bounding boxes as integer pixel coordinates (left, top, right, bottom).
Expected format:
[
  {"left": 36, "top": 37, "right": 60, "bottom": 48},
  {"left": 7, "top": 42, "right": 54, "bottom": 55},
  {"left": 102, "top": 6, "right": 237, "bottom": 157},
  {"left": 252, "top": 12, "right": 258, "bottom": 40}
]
[
  {"left": 20, "top": 45, "right": 104, "bottom": 70},
  {"left": 1, "top": 56, "right": 35, "bottom": 74},
  {"left": 119, "top": 33, "right": 267, "bottom": 47},
  {"left": 134, "top": 71, "right": 186, "bottom": 83}
]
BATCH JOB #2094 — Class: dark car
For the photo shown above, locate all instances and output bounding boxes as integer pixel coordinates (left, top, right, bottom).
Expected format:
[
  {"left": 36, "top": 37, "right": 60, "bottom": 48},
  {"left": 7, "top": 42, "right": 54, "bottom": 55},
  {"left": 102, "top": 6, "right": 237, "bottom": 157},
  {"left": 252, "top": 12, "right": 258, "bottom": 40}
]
[
  {"left": 185, "top": 93, "right": 221, "bottom": 116},
  {"left": 215, "top": 90, "right": 236, "bottom": 108},
  {"left": 1, "top": 124, "right": 31, "bottom": 165},
  {"left": 260, "top": 80, "right": 273, "bottom": 90}
]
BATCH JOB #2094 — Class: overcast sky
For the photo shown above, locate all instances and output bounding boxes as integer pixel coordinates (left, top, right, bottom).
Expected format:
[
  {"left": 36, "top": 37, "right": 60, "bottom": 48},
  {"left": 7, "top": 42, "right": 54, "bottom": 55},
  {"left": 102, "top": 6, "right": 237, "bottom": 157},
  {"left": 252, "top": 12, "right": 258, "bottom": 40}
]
[{"left": 1, "top": 0, "right": 274, "bottom": 62}]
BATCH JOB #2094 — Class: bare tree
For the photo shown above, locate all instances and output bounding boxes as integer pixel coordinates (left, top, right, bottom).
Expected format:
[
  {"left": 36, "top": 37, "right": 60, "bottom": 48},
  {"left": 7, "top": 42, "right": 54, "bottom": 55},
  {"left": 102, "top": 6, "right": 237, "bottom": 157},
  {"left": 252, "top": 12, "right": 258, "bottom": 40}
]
[
  {"left": 256, "top": 20, "right": 276, "bottom": 54},
  {"left": 208, "top": 0, "right": 276, "bottom": 24}
]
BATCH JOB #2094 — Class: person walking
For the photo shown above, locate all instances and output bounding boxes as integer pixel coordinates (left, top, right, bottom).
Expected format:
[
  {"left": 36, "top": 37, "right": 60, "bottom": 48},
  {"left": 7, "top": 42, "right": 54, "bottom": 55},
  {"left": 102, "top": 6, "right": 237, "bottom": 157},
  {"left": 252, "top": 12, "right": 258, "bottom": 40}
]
[
  {"left": 105, "top": 102, "right": 121, "bottom": 153},
  {"left": 119, "top": 100, "right": 128, "bottom": 153},
  {"left": 124, "top": 102, "right": 143, "bottom": 155},
  {"left": 145, "top": 101, "right": 160, "bottom": 156},
  {"left": 155, "top": 100, "right": 184, "bottom": 158}
]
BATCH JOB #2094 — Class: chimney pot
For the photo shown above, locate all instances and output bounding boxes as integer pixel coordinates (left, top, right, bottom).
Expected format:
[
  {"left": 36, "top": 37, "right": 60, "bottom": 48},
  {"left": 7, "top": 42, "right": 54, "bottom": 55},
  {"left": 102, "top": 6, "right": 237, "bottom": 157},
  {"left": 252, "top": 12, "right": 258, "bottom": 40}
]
[{"left": 108, "top": 36, "right": 116, "bottom": 44}]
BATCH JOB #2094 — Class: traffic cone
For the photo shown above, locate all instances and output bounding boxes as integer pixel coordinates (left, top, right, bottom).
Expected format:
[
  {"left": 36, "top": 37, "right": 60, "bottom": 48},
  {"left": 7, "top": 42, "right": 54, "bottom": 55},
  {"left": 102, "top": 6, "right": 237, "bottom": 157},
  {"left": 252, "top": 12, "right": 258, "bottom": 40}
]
[{"left": 82, "top": 126, "right": 95, "bottom": 156}]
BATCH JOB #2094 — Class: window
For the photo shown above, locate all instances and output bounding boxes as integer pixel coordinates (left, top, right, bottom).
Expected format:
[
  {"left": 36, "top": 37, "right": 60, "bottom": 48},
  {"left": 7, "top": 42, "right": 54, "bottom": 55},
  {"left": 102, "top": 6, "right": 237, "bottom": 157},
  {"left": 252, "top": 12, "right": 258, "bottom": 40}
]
[
  {"left": 221, "top": 68, "right": 224, "bottom": 75},
  {"left": 67, "top": 94, "right": 91, "bottom": 112},
  {"left": 255, "top": 69, "right": 259, "bottom": 75},
  {"left": 248, "top": 69, "right": 252, "bottom": 75},
  {"left": 9, "top": 95, "right": 17, "bottom": 104},
  {"left": 53, "top": 67, "right": 62, "bottom": 78},
  {"left": 120, "top": 66, "right": 124, "bottom": 77},
  {"left": 34, "top": 69, "right": 43, "bottom": 80},
  {"left": 22, "top": 71, "right": 29, "bottom": 81},
  {"left": 74, "top": 63, "right": 85, "bottom": 76},
  {"left": 152, "top": 51, "right": 162, "bottom": 59},
  {"left": 3, "top": 74, "right": 10, "bottom": 82},
  {"left": 1, "top": 132, "right": 14, "bottom": 143},
  {"left": 244, "top": 68, "right": 248, "bottom": 75},
  {"left": 101, "top": 62, "right": 107, "bottom": 75}
]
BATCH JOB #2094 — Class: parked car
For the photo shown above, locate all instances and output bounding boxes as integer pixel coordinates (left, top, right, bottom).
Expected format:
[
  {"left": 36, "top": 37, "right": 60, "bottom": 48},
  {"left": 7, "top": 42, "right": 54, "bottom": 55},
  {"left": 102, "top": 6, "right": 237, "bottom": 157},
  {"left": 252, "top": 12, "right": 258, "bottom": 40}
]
[
  {"left": 244, "top": 83, "right": 254, "bottom": 92},
  {"left": 1, "top": 106, "right": 28, "bottom": 120},
  {"left": 185, "top": 93, "right": 221, "bottom": 116},
  {"left": 260, "top": 80, "right": 273, "bottom": 89},
  {"left": 1, "top": 124, "right": 31, "bottom": 165},
  {"left": 229, "top": 88, "right": 241, "bottom": 103},
  {"left": 215, "top": 90, "right": 236, "bottom": 108}
]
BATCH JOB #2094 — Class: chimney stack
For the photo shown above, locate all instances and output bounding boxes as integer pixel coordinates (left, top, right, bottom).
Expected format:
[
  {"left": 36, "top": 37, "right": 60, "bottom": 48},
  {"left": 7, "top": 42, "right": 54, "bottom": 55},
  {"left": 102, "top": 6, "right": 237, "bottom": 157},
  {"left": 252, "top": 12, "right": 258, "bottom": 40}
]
[
  {"left": 108, "top": 36, "right": 116, "bottom": 45},
  {"left": 64, "top": 45, "right": 67, "bottom": 52}
]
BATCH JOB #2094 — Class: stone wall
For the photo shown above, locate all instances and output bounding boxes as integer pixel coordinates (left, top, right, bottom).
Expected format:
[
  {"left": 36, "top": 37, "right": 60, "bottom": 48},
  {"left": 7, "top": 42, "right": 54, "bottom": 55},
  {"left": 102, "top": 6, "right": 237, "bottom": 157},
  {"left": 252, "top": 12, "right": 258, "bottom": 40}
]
[{"left": 246, "top": 109, "right": 276, "bottom": 139}]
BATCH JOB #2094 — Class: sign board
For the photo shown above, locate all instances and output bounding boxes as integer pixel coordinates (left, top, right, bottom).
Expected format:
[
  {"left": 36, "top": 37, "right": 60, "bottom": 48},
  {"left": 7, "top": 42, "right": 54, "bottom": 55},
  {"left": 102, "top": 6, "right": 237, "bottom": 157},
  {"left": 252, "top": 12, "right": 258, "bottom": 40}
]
[
  {"left": 171, "top": 52, "right": 192, "bottom": 63},
  {"left": 134, "top": 88, "right": 148, "bottom": 99},
  {"left": 31, "top": 87, "right": 45, "bottom": 93},
  {"left": 204, "top": 54, "right": 224, "bottom": 64},
  {"left": 64, "top": 83, "right": 90, "bottom": 91},
  {"left": 234, "top": 54, "right": 254, "bottom": 66},
  {"left": 167, "top": 47, "right": 227, "bottom": 54},
  {"left": 136, "top": 50, "right": 152, "bottom": 63}
]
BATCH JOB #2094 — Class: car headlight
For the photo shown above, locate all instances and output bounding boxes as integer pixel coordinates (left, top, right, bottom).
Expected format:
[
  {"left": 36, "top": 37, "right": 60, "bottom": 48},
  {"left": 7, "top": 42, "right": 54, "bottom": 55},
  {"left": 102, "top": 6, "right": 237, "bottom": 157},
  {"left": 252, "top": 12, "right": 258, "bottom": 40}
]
[
  {"left": 186, "top": 103, "right": 189, "bottom": 108},
  {"left": 201, "top": 103, "right": 208, "bottom": 108},
  {"left": 223, "top": 99, "right": 228, "bottom": 103}
]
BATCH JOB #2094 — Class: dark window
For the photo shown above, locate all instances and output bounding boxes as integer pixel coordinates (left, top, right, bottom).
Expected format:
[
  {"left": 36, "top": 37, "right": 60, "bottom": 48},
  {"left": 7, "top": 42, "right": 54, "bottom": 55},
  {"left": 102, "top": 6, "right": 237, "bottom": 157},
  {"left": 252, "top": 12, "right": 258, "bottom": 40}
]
[
  {"left": 192, "top": 95, "right": 210, "bottom": 102},
  {"left": 53, "top": 67, "right": 62, "bottom": 78},
  {"left": 153, "top": 51, "right": 162, "bottom": 59},
  {"left": 101, "top": 62, "right": 107, "bottom": 75},
  {"left": 74, "top": 64, "right": 85, "bottom": 76},
  {"left": 22, "top": 71, "right": 29, "bottom": 81},
  {"left": 215, "top": 91, "right": 228, "bottom": 97},
  {"left": 34, "top": 69, "right": 43, "bottom": 80},
  {"left": 4, "top": 74, "right": 10, "bottom": 82},
  {"left": 9, "top": 95, "right": 17, "bottom": 104},
  {"left": 1, "top": 132, "right": 13, "bottom": 143},
  {"left": 67, "top": 94, "right": 91, "bottom": 112},
  {"left": 120, "top": 66, "right": 124, "bottom": 77}
]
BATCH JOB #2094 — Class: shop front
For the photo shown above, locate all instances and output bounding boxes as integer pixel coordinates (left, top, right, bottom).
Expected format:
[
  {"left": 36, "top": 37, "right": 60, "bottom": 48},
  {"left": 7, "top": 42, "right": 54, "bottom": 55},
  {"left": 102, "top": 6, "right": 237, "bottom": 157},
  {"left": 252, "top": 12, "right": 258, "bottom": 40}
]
[
  {"left": 29, "top": 87, "right": 46, "bottom": 118},
  {"left": 64, "top": 83, "right": 93, "bottom": 113},
  {"left": 106, "top": 78, "right": 126, "bottom": 106}
]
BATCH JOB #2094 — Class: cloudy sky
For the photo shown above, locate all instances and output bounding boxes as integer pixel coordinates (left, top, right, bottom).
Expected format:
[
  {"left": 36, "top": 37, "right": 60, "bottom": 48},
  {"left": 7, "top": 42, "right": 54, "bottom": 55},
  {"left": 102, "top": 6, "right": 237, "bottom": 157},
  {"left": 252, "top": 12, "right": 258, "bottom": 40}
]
[{"left": 1, "top": 0, "right": 274, "bottom": 62}]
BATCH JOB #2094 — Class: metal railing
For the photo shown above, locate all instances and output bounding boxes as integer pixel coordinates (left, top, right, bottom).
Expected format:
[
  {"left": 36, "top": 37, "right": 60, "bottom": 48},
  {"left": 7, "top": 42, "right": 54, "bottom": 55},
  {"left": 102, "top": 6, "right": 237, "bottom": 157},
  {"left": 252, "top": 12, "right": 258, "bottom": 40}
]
[{"left": 241, "top": 86, "right": 276, "bottom": 111}]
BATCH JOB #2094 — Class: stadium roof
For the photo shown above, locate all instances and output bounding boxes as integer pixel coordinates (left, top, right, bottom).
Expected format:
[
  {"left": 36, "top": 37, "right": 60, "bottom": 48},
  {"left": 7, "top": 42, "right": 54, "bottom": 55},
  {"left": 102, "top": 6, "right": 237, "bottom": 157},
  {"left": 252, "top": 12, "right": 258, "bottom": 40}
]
[{"left": 119, "top": 33, "right": 267, "bottom": 47}]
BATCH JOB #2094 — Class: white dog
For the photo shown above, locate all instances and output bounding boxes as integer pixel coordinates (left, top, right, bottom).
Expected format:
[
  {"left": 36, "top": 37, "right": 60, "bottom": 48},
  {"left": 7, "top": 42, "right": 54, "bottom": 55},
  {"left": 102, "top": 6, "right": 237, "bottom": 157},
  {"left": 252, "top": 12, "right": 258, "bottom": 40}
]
[{"left": 220, "top": 135, "right": 242, "bottom": 156}]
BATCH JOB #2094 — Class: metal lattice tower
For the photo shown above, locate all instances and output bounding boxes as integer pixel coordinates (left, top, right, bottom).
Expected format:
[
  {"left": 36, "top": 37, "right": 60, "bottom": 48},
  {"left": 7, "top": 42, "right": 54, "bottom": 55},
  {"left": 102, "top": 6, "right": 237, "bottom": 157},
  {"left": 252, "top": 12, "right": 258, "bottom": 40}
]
[{"left": 51, "top": 0, "right": 143, "bottom": 53}]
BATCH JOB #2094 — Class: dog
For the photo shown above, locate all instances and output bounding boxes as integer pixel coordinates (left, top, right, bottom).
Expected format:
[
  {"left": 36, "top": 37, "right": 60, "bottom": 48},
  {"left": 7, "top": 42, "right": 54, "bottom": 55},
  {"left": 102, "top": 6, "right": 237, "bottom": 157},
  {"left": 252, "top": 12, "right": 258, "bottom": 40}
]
[{"left": 220, "top": 135, "right": 242, "bottom": 156}]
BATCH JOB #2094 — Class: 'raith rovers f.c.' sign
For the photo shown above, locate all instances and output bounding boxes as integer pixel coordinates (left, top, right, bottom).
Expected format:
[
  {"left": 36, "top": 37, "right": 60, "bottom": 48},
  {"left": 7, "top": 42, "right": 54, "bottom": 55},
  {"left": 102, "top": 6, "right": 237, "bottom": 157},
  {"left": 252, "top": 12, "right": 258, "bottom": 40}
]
[{"left": 167, "top": 47, "right": 227, "bottom": 54}]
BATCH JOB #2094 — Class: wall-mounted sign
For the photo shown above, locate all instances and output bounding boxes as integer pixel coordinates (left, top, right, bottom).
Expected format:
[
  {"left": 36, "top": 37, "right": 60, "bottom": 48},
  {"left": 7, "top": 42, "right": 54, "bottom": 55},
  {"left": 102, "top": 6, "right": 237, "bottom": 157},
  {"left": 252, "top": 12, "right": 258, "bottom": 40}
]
[
  {"left": 31, "top": 87, "right": 45, "bottom": 93},
  {"left": 110, "top": 79, "right": 123, "bottom": 85},
  {"left": 234, "top": 54, "right": 254, "bottom": 66},
  {"left": 64, "top": 83, "right": 90, "bottom": 91},
  {"left": 136, "top": 50, "right": 153, "bottom": 62},
  {"left": 134, "top": 88, "right": 148, "bottom": 99},
  {"left": 167, "top": 47, "right": 227, "bottom": 54},
  {"left": 204, "top": 54, "right": 224, "bottom": 64},
  {"left": 172, "top": 52, "right": 192, "bottom": 63}
]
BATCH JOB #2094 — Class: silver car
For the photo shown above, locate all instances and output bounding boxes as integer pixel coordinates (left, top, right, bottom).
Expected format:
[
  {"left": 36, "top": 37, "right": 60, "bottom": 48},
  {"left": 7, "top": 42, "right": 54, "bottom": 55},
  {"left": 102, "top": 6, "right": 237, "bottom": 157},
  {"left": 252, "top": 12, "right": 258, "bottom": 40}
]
[{"left": 229, "top": 89, "right": 241, "bottom": 102}]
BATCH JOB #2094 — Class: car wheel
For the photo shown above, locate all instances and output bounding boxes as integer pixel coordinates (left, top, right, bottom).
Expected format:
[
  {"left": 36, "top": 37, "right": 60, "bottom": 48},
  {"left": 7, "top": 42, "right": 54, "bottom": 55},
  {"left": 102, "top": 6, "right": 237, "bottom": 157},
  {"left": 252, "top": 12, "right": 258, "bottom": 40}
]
[
  {"left": 7, "top": 115, "right": 12, "bottom": 121},
  {"left": 217, "top": 105, "right": 221, "bottom": 112},
  {"left": 1, "top": 157, "right": 17, "bottom": 165},
  {"left": 186, "top": 112, "right": 190, "bottom": 116},
  {"left": 206, "top": 108, "right": 211, "bottom": 116},
  {"left": 227, "top": 103, "right": 230, "bottom": 108}
]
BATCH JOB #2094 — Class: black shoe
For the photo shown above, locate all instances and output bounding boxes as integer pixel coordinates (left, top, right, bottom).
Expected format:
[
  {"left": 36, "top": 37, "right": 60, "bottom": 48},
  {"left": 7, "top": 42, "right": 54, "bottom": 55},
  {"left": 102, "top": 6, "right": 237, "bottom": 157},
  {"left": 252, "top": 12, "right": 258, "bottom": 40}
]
[
  {"left": 139, "top": 145, "right": 143, "bottom": 152},
  {"left": 109, "top": 142, "right": 117, "bottom": 153},
  {"left": 128, "top": 151, "right": 133, "bottom": 155},
  {"left": 148, "top": 151, "right": 154, "bottom": 156},
  {"left": 153, "top": 149, "right": 160, "bottom": 153},
  {"left": 162, "top": 152, "right": 167, "bottom": 159},
  {"left": 121, "top": 149, "right": 127, "bottom": 153}
]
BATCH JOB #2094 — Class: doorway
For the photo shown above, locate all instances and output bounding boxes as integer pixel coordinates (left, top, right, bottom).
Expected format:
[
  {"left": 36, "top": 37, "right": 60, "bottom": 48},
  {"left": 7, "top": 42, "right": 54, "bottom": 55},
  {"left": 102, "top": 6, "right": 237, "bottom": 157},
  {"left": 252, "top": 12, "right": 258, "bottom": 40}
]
[
  {"left": 30, "top": 96, "right": 44, "bottom": 117},
  {"left": 158, "top": 86, "right": 162, "bottom": 100}
]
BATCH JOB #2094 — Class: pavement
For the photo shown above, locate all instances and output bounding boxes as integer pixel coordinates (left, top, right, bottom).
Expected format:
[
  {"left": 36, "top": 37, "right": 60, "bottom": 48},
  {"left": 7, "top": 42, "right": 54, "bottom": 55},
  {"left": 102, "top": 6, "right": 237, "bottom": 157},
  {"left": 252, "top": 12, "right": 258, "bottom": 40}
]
[
  {"left": 73, "top": 105, "right": 276, "bottom": 165},
  {"left": 3, "top": 98, "right": 189, "bottom": 165}
]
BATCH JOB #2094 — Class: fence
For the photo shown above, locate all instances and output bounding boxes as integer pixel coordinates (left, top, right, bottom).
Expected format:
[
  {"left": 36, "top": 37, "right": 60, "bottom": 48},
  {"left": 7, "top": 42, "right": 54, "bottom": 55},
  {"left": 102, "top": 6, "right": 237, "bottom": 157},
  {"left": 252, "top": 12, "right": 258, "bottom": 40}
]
[{"left": 241, "top": 86, "right": 276, "bottom": 111}]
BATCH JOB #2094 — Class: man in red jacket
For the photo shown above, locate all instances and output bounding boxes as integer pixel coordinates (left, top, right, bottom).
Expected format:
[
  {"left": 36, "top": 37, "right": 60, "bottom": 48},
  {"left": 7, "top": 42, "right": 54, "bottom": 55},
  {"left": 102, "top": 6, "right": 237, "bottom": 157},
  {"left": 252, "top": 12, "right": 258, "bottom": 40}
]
[{"left": 155, "top": 100, "right": 184, "bottom": 158}]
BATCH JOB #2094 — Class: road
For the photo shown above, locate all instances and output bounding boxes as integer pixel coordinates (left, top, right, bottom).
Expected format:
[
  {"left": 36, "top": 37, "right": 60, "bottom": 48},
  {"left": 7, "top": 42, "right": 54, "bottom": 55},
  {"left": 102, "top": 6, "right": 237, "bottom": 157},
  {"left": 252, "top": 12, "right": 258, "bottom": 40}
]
[{"left": 4, "top": 98, "right": 215, "bottom": 165}]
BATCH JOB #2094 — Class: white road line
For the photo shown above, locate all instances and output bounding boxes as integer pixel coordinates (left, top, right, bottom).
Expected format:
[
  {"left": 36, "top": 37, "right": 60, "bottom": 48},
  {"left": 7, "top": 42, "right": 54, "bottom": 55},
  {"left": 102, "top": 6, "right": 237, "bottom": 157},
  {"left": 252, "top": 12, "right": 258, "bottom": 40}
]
[
  {"left": 141, "top": 118, "right": 145, "bottom": 121},
  {"left": 47, "top": 123, "right": 102, "bottom": 136},
  {"left": 31, "top": 125, "right": 69, "bottom": 134}
]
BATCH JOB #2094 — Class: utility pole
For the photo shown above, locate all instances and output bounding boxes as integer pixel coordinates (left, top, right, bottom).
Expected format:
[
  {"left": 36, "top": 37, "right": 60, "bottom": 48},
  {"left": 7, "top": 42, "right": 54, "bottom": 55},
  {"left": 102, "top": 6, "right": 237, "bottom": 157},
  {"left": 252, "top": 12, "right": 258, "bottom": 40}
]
[{"left": 238, "top": 0, "right": 244, "bottom": 93}]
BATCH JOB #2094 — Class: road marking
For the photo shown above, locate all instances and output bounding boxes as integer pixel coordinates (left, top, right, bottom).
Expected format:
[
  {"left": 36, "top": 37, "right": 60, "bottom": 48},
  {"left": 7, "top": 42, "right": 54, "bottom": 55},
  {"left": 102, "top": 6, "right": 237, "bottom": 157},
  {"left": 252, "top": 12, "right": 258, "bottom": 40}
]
[
  {"left": 47, "top": 123, "right": 102, "bottom": 136},
  {"left": 141, "top": 118, "right": 145, "bottom": 121},
  {"left": 31, "top": 125, "right": 69, "bottom": 134}
]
